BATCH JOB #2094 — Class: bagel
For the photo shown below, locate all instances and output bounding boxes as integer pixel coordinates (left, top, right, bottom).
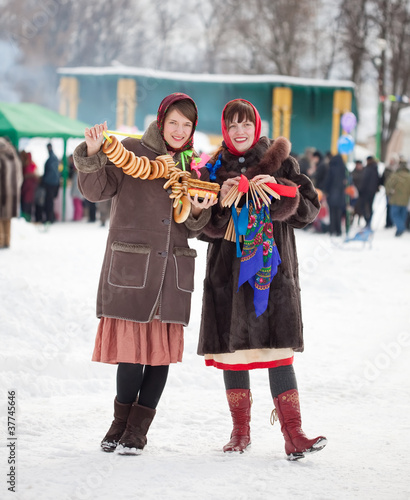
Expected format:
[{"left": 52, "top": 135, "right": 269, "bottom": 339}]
[
  {"left": 156, "top": 155, "right": 174, "bottom": 176},
  {"left": 173, "top": 195, "right": 191, "bottom": 223},
  {"left": 148, "top": 160, "right": 159, "bottom": 180},
  {"left": 161, "top": 160, "right": 169, "bottom": 178},
  {"left": 117, "top": 150, "right": 131, "bottom": 169},
  {"left": 122, "top": 152, "right": 137, "bottom": 174},
  {"left": 156, "top": 157, "right": 170, "bottom": 178},
  {"left": 131, "top": 156, "right": 144, "bottom": 178},
  {"left": 125, "top": 155, "right": 141, "bottom": 177},
  {"left": 139, "top": 156, "right": 151, "bottom": 180},
  {"left": 110, "top": 142, "right": 125, "bottom": 163},
  {"left": 156, "top": 160, "right": 165, "bottom": 178},
  {"left": 102, "top": 136, "right": 118, "bottom": 155},
  {"left": 121, "top": 151, "right": 134, "bottom": 170},
  {"left": 112, "top": 145, "right": 127, "bottom": 166}
]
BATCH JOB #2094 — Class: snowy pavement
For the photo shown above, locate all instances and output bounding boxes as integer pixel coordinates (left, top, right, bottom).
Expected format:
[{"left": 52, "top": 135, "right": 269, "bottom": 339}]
[{"left": 1, "top": 199, "right": 410, "bottom": 499}]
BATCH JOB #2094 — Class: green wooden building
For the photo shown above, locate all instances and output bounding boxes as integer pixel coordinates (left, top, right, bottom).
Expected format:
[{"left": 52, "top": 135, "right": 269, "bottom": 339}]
[{"left": 57, "top": 66, "right": 357, "bottom": 155}]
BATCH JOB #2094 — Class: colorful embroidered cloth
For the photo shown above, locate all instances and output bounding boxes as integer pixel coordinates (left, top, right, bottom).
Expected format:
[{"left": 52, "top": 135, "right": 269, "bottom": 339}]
[{"left": 237, "top": 200, "right": 281, "bottom": 317}]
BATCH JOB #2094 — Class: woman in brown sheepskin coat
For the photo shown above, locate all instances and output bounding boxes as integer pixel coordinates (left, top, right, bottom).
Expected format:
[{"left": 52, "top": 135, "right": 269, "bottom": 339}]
[
  {"left": 197, "top": 99, "right": 327, "bottom": 460},
  {"left": 74, "top": 93, "right": 216, "bottom": 456}
]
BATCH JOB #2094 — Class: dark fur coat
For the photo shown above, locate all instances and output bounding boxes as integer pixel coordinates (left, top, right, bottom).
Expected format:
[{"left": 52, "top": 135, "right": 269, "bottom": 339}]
[{"left": 197, "top": 137, "right": 320, "bottom": 355}]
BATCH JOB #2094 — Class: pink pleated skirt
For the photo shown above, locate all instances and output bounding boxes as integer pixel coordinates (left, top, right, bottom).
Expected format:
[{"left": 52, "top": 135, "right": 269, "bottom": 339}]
[{"left": 92, "top": 317, "right": 184, "bottom": 366}]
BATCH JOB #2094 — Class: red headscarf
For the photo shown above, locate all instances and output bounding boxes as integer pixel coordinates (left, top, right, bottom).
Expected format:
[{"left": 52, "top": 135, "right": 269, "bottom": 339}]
[
  {"left": 221, "top": 99, "right": 262, "bottom": 156},
  {"left": 157, "top": 92, "right": 198, "bottom": 153}
]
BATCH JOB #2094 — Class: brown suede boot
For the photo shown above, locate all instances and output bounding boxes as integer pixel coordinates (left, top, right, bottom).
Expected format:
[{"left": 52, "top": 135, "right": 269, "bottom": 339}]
[
  {"left": 116, "top": 402, "right": 156, "bottom": 455},
  {"left": 223, "top": 389, "right": 252, "bottom": 453},
  {"left": 101, "top": 398, "right": 132, "bottom": 452},
  {"left": 272, "top": 389, "right": 327, "bottom": 461}
]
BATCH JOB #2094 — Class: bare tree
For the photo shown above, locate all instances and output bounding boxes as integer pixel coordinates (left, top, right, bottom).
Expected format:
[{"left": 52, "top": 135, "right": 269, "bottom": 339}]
[
  {"left": 191, "top": 0, "right": 239, "bottom": 74},
  {"left": 382, "top": 1, "right": 410, "bottom": 156},
  {"left": 338, "top": 0, "right": 370, "bottom": 84},
  {"left": 1, "top": 0, "right": 152, "bottom": 105},
  {"left": 366, "top": 0, "right": 410, "bottom": 159},
  {"left": 232, "top": 0, "right": 316, "bottom": 76}
]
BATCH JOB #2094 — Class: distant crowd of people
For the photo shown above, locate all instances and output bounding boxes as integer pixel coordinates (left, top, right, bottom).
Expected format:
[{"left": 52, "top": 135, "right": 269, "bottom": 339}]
[
  {"left": 294, "top": 147, "right": 410, "bottom": 237},
  {"left": 0, "top": 138, "right": 112, "bottom": 249},
  {"left": 18, "top": 144, "right": 112, "bottom": 227}
]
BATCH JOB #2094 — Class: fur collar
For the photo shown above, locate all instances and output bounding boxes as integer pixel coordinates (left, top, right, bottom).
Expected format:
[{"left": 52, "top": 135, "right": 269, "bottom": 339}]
[{"left": 141, "top": 121, "right": 168, "bottom": 155}]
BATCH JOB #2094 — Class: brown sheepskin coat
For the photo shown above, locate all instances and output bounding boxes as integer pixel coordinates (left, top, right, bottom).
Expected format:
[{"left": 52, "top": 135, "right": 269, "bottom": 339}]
[
  {"left": 197, "top": 137, "right": 320, "bottom": 355},
  {"left": 73, "top": 122, "right": 210, "bottom": 326},
  {"left": 0, "top": 138, "right": 22, "bottom": 219}
]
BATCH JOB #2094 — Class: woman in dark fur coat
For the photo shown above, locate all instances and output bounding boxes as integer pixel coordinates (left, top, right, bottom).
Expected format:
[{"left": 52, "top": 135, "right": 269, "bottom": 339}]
[{"left": 197, "top": 99, "right": 327, "bottom": 460}]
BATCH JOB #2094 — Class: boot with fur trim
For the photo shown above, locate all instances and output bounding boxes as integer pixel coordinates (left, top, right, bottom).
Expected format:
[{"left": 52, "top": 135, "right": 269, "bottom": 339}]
[
  {"left": 272, "top": 389, "right": 327, "bottom": 460},
  {"left": 116, "top": 402, "right": 156, "bottom": 455},
  {"left": 223, "top": 389, "right": 252, "bottom": 453},
  {"left": 101, "top": 398, "right": 132, "bottom": 452}
]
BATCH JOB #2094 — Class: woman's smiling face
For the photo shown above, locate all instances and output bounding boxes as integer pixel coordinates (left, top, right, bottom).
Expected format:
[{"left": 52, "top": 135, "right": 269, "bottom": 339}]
[
  {"left": 227, "top": 114, "right": 256, "bottom": 152},
  {"left": 163, "top": 109, "right": 193, "bottom": 150}
]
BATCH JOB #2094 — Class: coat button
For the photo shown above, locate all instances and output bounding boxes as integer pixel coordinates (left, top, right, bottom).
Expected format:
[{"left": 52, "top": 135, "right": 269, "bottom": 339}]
[
  {"left": 238, "top": 157, "right": 245, "bottom": 163},
  {"left": 158, "top": 251, "right": 168, "bottom": 258},
  {"left": 167, "top": 188, "right": 172, "bottom": 194},
  {"left": 241, "top": 167, "right": 247, "bottom": 173},
  {"left": 162, "top": 218, "right": 170, "bottom": 225}
]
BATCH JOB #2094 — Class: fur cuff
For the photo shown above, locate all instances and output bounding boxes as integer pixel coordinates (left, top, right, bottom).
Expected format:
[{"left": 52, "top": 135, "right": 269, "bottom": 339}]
[
  {"left": 73, "top": 142, "right": 107, "bottom": 173},
  {"left": 184, "top": 206, "right": 212, "bottom": 231},
  {"left": 173, "top": 247, "right": 197, "bottom": 258},
  {"left": 202, "top": 205, "right": 231, "bottom": 239},
  {"left": 270, "top": 178, "right": 300, "bottom": 221}
]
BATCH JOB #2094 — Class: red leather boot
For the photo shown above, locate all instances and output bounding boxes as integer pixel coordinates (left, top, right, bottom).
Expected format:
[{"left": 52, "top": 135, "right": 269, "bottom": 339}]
[
  {"left": 223, "top": 389, "right": 252, "bottom": 453},
  {"left": 272, "top": 389, "right": 327, "bottom": 460}
]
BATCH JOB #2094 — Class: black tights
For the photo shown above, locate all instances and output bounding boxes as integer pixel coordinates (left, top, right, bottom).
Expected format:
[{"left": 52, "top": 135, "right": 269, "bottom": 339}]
[
  {"left": 223, "top": 365, "right": 298, "bottom": 398},
  {"left": 116, "top": 363, "right": 169, "bottom": 409}
]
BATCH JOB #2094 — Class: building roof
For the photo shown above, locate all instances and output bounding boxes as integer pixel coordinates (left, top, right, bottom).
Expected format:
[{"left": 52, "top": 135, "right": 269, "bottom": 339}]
[{"left": 57, "top": 66, "right": 356, "bottom": 89}]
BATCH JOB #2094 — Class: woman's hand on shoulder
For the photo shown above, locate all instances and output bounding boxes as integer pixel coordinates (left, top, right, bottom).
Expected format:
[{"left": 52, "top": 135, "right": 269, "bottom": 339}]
[
  {"left": 85, "top": 121, "right": 107, "bottom": 157},
  {"left": 252, "top": 174, "right": 277, "bottom": 185}
]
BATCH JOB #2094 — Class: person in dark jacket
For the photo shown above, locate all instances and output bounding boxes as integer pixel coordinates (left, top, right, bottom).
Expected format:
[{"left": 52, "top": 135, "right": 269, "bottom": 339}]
[
  {"left": 42, "top": 143, "right": 60, "bottom": 223},
  {"left": 197, "top": 99, "right": 326, "bottom": 461},
  {"left": 311, "top": 150, "right": 328, "bottom": 191},
  {"left": 358, "top": 156, "right": 381, "bottom": 228},
  {"left": 324, "top": 154, "right": 348, "bottom": 236},
  {"left": 381, "top": 154, "right": 399, "bottom": 228},
  {"left": 385, "top": 161, "right": 410, "bottom": 236},
  {"left": 74, "top": 93, "right": 215, "bottom": 455}
]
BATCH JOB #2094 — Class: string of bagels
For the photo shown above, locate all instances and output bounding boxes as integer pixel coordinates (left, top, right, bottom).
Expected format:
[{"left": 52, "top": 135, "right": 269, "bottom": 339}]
[
  {"left": 102, "top": 130, "right": 220, "bottom": 223},
  {"left": 101, "top": 131, "right": 296, "bottom": 226}
]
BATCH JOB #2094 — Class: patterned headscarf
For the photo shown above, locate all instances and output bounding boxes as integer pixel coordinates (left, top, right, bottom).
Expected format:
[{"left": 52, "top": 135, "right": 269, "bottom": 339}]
[
  {"left": 221, "top": 99, "right": 262, "bottom": 156},
  {"left": 157, "top": 92, "right": 198, "bottom": 153}
]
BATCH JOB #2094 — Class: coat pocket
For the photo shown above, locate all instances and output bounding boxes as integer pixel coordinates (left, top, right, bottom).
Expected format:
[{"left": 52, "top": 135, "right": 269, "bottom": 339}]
[
  {"left": 108, "top": 241, "right": 151, "bottom": 289},
  {"left": 173, "top": 247, "right": 197, "bottom": 293}
]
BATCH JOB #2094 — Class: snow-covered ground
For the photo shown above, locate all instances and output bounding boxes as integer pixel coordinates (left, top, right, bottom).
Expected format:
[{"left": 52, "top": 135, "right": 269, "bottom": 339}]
[{"left": 1, "top": 192, "right": 409, "bottom": 500}]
